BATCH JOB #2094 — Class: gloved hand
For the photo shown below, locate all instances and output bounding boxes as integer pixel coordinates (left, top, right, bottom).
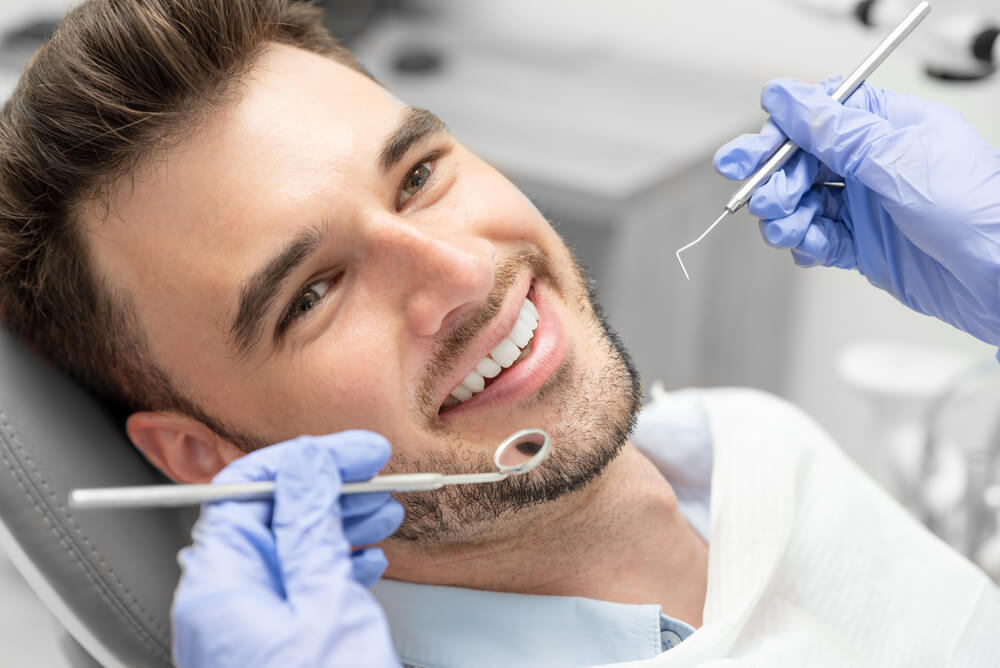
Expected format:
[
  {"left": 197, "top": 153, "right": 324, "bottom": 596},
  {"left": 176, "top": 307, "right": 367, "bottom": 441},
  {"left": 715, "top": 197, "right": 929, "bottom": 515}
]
[
  {"left": 172, "top": 430, "right": 404, "bottom": 668},
  {"left": 714, "top": 78, "right": 1000, "bottom": 346}
]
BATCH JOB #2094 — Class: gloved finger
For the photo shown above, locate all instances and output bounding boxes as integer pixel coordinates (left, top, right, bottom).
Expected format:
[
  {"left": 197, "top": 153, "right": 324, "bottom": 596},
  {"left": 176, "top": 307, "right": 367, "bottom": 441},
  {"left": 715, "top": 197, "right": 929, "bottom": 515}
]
[
  {"left": 173, "top": 448, "right": 306, "bottom": 617},
  {"left": 771, "top": 75, "right": 941, "bottom": 131},
  {"left": 839, "top": 77, "right": 947, "bottom": 129},
  {"left": 217, "top": 430, "right": 391, "bottom": 484},
  {"left": 174, "top": 531, "right": 284, "bottom": 611},
  {"left": 343, "top": 499, "right": 405, "bottom": 547},
  {"left": 760, "top": 78, "right": 895, "bottom": 181},
  {"left": 816, "top": 75, "right": 842, "bottom": 93},
  {"left": 173, "top": 516, "right": 288, "bottom": 648},
  {"left": 173, "top": 590, "right": 295, "bottom": 668},
  {"left": 713, "top": 75, "right": 841, "bottom": 182},
  {"left": 325, "top": 430, "right": 393, "bottom": 482},
  {"left": 713, "top": 119, "right": 787, "bottom": 180},
  {"left": 194, "top": 496, "right": 273, "bottom": 537},
  {"left": 208, "top": 435, "right": 353, "bottom": 528},
  {"left": 175, "top": 481, "right": 287, "bottom": 601},
  {"left": 747, "top": 151, "right": 820, "bottom": 220},
  {"left": 350, "top": 547, "right": 390, "bottom": 588},
  {"left": 791, "top": 247, "right": 821, "bottom": 268},
  {"left": 793, "top": 215, "right": 857, "bottom": 269},
  {"left": 208, "top": 438, "right": 319, "bottom": 532},
  {"left": 341, "top": 491, "right": 394, "bottom": 519},
  {"left": 272, "top": 438, "right": 353, "bottom": 608},
  {"left": 757, "top": 189, "right": 825, "bottom": 249},
  {"left": 211, "top": 439, "right": 291, "bottom": 485}
]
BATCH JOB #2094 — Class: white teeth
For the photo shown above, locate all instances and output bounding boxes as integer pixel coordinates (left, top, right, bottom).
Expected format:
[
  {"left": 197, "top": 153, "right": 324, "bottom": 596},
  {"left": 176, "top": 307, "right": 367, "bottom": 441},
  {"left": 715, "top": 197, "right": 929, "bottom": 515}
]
[
  {"left": 508, "top": 319, "right": 533, "bottom": 348},
  {"left": 518, "top": 309, "right": 538, "bottom": 331},
  {"left": 490, "top": 338, "right": 521, "bottom": 368},
  {"left": 446, "top": 297, "right": 540, "bottom": 407},
  {"left": 523, "top": 298, "right": 539, "bottom": 320},
  {"left": 461, "top": 369, "right": 485, "bottom": 393},
  {"left": 451, "top": 384, "right": 473, "bottom": 402},
  {"left": 476, "top": 357, "right": 502, "bottom": 379}
]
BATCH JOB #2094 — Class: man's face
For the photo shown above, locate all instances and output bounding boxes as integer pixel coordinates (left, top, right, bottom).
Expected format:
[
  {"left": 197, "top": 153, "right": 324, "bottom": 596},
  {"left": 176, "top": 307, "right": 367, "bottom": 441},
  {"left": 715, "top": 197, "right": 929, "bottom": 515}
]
[{"left": 85, "top": 44, "right": 640, "bottom": 543}]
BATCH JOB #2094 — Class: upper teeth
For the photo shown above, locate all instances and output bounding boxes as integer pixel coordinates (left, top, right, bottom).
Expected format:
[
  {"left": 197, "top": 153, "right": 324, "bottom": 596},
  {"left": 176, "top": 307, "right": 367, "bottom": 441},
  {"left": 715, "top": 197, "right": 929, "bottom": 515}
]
[{"left": 448, "top": 297, "right": 539, "bottom": 404}]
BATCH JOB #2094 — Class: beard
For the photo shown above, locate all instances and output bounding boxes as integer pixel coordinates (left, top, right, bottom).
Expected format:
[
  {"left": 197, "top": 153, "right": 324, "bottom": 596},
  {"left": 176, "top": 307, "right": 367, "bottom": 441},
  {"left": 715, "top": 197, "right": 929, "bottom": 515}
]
[
  {"left": 199, "top": 241, "right": 643, "bottom": 545},
  {"left": 389, "top": 248, "right": 643, "bottom": 545}
]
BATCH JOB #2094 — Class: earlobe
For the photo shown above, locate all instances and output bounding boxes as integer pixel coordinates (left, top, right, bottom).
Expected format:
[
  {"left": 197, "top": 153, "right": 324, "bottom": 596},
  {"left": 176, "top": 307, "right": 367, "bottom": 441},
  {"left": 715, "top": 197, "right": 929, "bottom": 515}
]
[{"left": 126, "top": 411, "right": 243, "bottom": 483}]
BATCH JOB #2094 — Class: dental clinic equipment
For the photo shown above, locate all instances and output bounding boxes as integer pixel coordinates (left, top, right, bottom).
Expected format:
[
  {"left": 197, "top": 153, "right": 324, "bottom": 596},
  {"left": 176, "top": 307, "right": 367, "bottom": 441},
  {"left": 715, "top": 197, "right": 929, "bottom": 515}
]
[
  {"left": 68, "top": 428, "right": 551, "bottom": 509},
  {"left": 923, "top": 13, "right": 998, "bottom": 82},
  {"left": 674, "top": 0, "right": 931, "bottom": 280},
  {"left": 788, "top": 0, "right": 998, "bottom": 81}
]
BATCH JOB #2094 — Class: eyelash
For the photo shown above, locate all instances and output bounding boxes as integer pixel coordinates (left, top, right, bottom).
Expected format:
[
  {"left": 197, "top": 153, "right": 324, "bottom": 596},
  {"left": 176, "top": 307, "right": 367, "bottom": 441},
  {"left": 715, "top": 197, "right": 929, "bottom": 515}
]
[
  {"left": 396, "top": 154, "right": 437, "bottom": 210},
  {"left": 278, "top": 272, "right": 342, "bottom": 333}
]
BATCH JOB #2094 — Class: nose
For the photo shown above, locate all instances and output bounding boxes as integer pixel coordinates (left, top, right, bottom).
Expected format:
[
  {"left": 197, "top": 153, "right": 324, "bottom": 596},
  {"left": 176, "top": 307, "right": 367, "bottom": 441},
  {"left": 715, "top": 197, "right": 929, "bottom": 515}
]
[{"left": 368, "top": 219, "right": 495, "bottom": 337}]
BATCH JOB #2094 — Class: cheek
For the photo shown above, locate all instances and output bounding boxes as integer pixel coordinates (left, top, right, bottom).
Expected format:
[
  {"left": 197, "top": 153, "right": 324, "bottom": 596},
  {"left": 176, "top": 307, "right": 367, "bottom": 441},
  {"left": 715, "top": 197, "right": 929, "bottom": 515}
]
[
  {"left": 454, "top": 165, "right": 546, "bottom": 238},
  {"left": 323, "top": 356, "right": 400, "bottom": 423},
  {"left": 249, "top": 332, "right": 406, "bottom": 438}
]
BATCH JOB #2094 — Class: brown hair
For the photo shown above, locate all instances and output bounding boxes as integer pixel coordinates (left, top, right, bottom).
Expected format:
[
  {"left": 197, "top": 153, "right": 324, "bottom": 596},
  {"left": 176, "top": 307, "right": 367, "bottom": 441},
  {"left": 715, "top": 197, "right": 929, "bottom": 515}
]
[{"left": 0, "top": 0, "right": 369, "bottom": 449}]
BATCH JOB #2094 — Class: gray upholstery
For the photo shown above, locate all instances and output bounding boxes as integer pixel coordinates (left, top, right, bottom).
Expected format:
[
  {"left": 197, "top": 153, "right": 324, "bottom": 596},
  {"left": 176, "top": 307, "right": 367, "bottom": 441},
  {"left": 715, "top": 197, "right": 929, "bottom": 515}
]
[{"left": 0, "top": 328, "right": 194, "bottom": 667}]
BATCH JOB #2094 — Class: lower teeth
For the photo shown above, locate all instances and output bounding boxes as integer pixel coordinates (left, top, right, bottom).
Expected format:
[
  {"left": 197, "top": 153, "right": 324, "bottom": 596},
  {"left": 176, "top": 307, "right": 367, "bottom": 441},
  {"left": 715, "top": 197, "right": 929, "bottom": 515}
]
[{"left": 441, "top": 341, "right": 534, "bottom": 411}]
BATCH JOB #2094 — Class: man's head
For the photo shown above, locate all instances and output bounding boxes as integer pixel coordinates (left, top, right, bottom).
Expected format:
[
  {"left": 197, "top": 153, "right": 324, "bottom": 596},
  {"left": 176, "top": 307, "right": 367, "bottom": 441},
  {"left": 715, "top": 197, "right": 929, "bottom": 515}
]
[
  {"left": 0, "top": 0, "right": 366, "bottom": 444},
  {"left": 0, "top": 0, "right": 641, "bottom": 546}
]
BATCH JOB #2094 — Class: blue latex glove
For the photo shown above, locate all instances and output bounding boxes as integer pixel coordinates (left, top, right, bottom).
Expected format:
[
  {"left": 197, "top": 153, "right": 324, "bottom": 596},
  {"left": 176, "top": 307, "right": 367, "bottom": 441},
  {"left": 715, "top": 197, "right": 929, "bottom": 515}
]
[
  {"left": 172, "top": 431, "right": 404, "bottom": 668},
  {"left": 714, "top": 78, "right": 1000, "bottom": 346}
]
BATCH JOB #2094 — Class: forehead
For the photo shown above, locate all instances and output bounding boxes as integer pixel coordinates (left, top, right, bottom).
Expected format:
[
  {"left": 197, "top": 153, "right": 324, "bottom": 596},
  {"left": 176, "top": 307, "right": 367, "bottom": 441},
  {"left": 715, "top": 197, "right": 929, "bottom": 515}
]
[
  {"left": 95, "top": 43, "right": 401, "bottom": 248},
  {"left": 81, "top": 44, "right": 402, "bottom": 349}
]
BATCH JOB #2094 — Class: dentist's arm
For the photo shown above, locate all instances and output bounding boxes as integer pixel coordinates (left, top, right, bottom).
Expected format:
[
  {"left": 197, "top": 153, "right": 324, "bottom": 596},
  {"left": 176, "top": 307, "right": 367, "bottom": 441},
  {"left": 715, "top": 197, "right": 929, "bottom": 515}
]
[
  {"left": 714, "top": 78, "right": 1000, "bottom": 346},
  {"left": 172, "top": 431, "right": 404, "bottom": 668}
]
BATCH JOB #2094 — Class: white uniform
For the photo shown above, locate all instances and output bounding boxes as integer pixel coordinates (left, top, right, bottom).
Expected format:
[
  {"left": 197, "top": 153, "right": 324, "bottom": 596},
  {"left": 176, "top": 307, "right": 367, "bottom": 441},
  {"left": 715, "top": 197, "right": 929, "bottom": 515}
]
[{"left": 609, "top": 387, "right": 1000, "bottom": 667}]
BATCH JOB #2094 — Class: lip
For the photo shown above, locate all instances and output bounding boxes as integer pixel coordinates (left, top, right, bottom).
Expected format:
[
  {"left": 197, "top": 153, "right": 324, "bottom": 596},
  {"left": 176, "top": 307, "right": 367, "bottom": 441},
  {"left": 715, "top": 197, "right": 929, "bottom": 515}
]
[{"left": 438, "top": 279, "right": 567, "bottom": 419}]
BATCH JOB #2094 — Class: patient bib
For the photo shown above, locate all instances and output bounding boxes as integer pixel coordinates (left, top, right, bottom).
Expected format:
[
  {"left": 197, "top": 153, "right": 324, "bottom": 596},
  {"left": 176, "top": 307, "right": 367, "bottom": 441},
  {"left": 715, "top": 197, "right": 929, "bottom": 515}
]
[{"left": 608, "top": 388, "right": 1000, "bottom": 667}]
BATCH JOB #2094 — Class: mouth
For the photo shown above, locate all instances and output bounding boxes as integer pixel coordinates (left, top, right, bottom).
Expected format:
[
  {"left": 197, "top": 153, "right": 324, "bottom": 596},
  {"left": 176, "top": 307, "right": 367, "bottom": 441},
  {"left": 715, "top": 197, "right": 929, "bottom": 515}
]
[{"left": 438, "top": 279, "right": 567, "bottom": 417}]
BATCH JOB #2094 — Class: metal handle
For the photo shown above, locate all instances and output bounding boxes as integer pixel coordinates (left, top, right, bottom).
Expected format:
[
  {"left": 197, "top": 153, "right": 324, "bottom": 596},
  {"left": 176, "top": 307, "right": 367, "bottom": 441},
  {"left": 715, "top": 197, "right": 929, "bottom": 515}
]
[
  {"left": 69, "top": 481, "right": 277, "bottom": 509},
  {"left": 725, "top": 1, "right": 932, "bottom": 213},
  {"left": 342, "top": 473, "right": 445, "bottom": 493},
  {"left": 69, "top": 473, "right": 453, "bottom": 509}
]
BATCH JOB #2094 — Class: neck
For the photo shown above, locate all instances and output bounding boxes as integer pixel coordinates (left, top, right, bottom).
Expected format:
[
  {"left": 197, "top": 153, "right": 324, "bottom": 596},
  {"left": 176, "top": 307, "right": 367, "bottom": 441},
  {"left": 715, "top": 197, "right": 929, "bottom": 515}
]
[{"left": 383, "top": 443, "right": 708, "bottom": 627}]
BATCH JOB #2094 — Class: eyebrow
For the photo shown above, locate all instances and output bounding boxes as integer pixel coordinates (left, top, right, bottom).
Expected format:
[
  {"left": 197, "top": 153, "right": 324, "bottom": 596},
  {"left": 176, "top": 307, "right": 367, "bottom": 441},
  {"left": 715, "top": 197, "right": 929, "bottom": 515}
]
[
  {"left": 228, "top": 107, "right": 447, "bottom": 357},
  {"left": 378, "top": 106, "right": 447, "bottom": 177},
  {"left": 229, "top": 225, "right": 326, "bottom": 357}
]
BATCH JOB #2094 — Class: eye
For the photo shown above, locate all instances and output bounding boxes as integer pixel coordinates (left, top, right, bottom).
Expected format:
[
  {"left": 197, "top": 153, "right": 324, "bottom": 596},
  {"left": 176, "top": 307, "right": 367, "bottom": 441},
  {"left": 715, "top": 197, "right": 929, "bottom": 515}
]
[
  {"left": 396, "top": 159, "right": 434, "bottom": 209},
  {"left": 281, "top": 275, "right": 337, "bottom": 329}
]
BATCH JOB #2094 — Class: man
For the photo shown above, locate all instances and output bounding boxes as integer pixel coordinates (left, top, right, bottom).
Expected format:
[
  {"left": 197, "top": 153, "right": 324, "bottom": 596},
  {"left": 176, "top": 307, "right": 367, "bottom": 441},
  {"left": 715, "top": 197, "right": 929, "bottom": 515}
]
[{"left": 1, "top": 2, "right": 997, "bottom": 667}]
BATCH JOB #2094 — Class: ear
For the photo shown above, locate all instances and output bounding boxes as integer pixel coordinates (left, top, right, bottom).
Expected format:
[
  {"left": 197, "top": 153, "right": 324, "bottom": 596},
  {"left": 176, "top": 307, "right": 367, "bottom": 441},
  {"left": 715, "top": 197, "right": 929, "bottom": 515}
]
[{"left": 126, "top": 411, "right": 244, "bottom": 483}]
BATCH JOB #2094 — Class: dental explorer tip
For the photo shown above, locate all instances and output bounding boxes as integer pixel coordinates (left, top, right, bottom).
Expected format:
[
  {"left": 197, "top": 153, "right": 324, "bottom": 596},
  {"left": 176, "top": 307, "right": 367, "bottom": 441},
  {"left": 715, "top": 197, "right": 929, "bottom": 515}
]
[
  {"left": 674, "top": 209, "right": 730, "bottom": 281},
  {"left": 675, "top": 249, "right": 691, "bottom": 281}
]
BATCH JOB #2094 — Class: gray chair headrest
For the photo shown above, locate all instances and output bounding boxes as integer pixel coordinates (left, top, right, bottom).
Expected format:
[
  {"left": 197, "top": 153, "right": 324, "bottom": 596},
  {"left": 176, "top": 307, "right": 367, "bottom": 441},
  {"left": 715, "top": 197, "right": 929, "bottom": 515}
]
[{"left": 0, "top": 328, "right": 194, "bottom": 667}]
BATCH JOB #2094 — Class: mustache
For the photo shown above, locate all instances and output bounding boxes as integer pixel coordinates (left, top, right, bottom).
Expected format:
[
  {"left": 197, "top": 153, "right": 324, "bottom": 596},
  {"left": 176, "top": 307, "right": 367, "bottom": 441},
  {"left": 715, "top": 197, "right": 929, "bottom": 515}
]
[{"left": 416, "top": 249, "right": 554, "bottom": 421}]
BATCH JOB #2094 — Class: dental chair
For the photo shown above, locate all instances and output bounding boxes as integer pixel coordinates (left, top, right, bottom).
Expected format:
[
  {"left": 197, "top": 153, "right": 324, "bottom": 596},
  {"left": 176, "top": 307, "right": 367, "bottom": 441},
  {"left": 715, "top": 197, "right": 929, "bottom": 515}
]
[{"left": 0, "top": 327, "right": 192, "bottom": 667}]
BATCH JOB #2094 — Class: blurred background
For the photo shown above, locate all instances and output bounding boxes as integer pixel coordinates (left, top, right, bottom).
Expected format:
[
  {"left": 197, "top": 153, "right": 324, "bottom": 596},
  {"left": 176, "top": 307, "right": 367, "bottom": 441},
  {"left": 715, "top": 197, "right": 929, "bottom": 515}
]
[{"left": 1, "top": 0, "right": 999, "bottom": 664}]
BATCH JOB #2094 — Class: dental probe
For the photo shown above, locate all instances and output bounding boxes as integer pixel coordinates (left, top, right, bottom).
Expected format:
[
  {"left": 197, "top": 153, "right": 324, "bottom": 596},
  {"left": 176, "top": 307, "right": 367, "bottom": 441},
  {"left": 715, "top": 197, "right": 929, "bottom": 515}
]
[
  {"left": 675, "top": 0, "right": 931, "bottom": 280},
  {"left": 68, "top": 428, "right": 551, "bottom": 509}
]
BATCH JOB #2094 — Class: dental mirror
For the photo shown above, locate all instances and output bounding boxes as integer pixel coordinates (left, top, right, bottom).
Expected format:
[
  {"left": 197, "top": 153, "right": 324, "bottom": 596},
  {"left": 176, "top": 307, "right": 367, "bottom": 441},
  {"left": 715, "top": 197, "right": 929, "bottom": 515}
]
[
  {"left": 69, "top": 428, "right": 552, "bottom": 509},
  {"left": 494, "top": 428, "right": 551, "bottom": 474}
]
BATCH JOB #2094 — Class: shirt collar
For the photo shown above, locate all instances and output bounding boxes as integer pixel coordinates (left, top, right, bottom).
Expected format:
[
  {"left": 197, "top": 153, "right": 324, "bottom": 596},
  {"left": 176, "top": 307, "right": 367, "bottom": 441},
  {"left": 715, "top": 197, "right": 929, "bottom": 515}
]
[
  {"left": 371, "top": 578, "right": 666, "bottom": 668},
  {"left": 371, "top": 387, "right": 712, "bottom": 667}
]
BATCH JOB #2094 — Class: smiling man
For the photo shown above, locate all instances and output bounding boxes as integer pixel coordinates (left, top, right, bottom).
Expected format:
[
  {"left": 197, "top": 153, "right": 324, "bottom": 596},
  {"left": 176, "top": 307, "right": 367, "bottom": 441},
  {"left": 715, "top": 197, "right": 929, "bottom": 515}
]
[
  {"left": 2, "top": 2, "right": 999, "bottom": 667},
  {"left": 1, "top": 0, "right": 706, "bottom": 660}
]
